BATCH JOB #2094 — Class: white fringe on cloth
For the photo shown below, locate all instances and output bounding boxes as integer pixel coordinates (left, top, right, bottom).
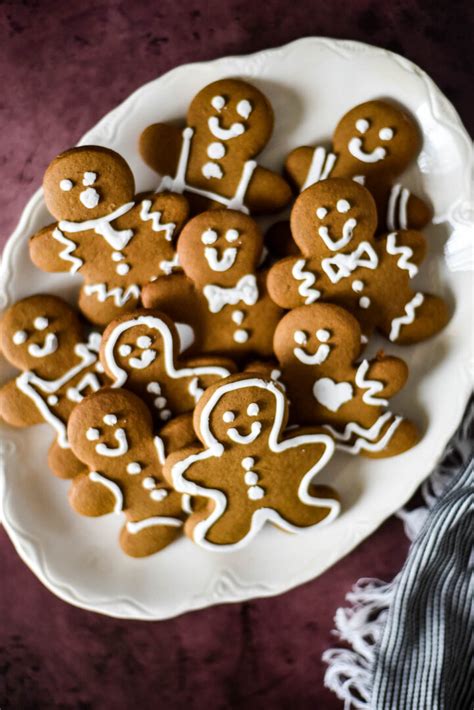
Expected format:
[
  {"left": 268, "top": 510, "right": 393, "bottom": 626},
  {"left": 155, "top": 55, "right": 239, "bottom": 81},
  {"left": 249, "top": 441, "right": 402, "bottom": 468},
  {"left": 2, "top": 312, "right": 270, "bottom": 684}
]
[{"left": 322, "top": 408, "right": 473, "bottom": 708}]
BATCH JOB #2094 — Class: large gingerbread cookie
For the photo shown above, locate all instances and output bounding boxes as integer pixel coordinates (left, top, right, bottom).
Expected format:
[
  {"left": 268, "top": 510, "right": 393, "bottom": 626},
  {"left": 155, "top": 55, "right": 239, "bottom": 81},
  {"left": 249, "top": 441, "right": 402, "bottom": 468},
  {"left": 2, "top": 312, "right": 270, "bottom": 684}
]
[
  {"left": 273, "top": 304, "right": 420, "bottom": 458},
  {"left": 267, "top": 179, "right": 449, "bottom": 344},
  {"left": 140, "top": 78, "right": 292, "bottom": 215},
  {"left": 67, "top": 388, "right": 195, "bottom": 557},
  {"left": 163, "top": 373, "right": 340, "bottom": 550},
  {"left": 100, "top": 309, "right": 235, "bottom": 423},
  {"left": 29, "top": 146, "right": 189, "bottom": 325},
  {"left": 0, "top": 295, "right": 108, "bottom": 478},
  {"left": 142, "top": 210, "right": 283, "bottom": 361},
  {"left": 286, "top": 99, "right": 432, "bottom": 231}
]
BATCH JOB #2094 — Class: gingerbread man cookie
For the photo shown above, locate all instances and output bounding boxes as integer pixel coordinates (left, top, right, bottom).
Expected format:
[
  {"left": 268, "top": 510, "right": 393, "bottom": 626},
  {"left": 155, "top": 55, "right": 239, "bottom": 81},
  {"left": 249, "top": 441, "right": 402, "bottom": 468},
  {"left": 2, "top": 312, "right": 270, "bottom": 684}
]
[
  {"left": 142, "top": 210, "right": 283, "bottom": 361},
  {"left": 100, "top": 309, "right": 235, "bottom": 423},
  {"left": 29, "top": 146, "right": 189, "bottom": 325},
  {"left": 163, "top": 373, "right": 340, "bottom": 551},
  {"left": 286, "top": 99, "right": 432, "bottom": 231},
  {"left": 267, "top": 179, "right": 449, "bottom": 344},
  {"left": 0, "top": 295, "right": 108, "bottom": 478},
  {"left": 67, "top": 388, "right": 195, "bottom": 557},
  {"left": 140, "top": 78, "right": 292, "bottom": 215},
  {"left": 273, "top": 304, "right": 420, "bottom": 458}
]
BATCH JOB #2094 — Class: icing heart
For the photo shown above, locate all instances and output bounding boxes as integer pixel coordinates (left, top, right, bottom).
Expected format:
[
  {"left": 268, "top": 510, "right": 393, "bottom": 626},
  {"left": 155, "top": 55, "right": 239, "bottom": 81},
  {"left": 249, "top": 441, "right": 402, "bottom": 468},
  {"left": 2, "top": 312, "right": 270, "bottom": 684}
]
[{"left": 313, "top": 378, "right": 353, "bottom": 412}]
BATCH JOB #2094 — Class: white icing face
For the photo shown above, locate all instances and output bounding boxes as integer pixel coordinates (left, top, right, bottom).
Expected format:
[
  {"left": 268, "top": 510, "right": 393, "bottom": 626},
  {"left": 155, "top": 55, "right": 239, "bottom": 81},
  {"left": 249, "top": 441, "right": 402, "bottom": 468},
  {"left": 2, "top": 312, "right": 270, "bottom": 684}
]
[
  {"left": 119, "top": 333, "right": 158, "bottom": 370},
  {"left": 221, "top": 406, "right": 262, "bottom": 445},
  {"left": 316, "top": 202, "right": 357, "bottom": 251},
  {"left": 201, "top": 228, "right": 240, "bottom": 271},
  {"left": 207, "top": 96, "right": 253, "bottom": 141},
  {"left": 293, "top": 329, "right": 331, "bottom": 366},
  {"left": 348, "top": 118, "right": 395, "bottom": 164},
  {"left": 28, "top": 332, "right": 58, "bottom": 358},
  {"left": 93, "top": 414, "right": 129, "bottom": 457}
]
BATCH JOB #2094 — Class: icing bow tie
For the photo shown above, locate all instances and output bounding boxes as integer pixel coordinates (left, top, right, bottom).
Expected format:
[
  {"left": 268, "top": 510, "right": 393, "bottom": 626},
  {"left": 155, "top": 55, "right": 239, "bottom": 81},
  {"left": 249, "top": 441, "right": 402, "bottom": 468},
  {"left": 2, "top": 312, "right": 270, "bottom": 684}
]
[
  {"left": 321, "top": 241, "right": 379, "bottom": 284},
  {"left": 203, "top": 274, "right": 259, "bottom": 313}
]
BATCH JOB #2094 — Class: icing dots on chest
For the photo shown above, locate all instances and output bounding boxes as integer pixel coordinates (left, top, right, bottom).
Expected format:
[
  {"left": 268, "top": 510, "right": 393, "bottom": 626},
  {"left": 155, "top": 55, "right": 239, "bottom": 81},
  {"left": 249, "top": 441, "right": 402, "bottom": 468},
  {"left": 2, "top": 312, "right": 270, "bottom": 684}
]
[{"left": 241, "top": 456, "right": 265, "bottom": 500}]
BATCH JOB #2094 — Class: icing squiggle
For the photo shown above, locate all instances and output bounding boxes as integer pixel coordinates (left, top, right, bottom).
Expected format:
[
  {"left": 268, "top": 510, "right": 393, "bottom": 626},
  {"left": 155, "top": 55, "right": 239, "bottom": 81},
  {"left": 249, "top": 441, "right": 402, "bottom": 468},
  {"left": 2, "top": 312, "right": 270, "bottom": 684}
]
[
  {"left": 89, "top": 471, "right": 123, "bottom": 513},
  {"left": 140, "top": 200, "right": 176, "bottom": 241},
  {"left": 301, "top": 146, "right": 337, "bottom": 190},
  {"left": 52, "top": 227, "right": 83, "bottom": 273},
  {"left": 389, "top": 293, "right": 424, "bottom": 341},
  {"left": 385, "top": 232, "right": 418, "bottom": 278},
  {"left": 84, "top": 283, "right": 141, "bottom": 306},
  {"left": 324, "top": 414, "right": 402, "bottom": 454},
  {"left": 292, "top": 259, "right": 320, "bottom": 303},
  {"left": 126, "top": 517, "right": 183, "bottom": 534},
  {"left": 355, "top": 359, "right": 389, "bottom": 406},
  {"left": 387, "top": 184, "right": 410, "bottom": 231}
]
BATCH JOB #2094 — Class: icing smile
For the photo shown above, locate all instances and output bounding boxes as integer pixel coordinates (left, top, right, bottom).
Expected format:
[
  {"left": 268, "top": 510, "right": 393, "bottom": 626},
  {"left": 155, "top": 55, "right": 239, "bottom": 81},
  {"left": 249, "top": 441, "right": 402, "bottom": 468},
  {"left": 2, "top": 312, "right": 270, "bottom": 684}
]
[
  {"left": 227, "top": 422, "right": 262, "bottom": 445},
  {"left": 204, "top": 246, "right": 237, "bottom": 271},
  {"left": 347, "top": 137, "right": 386, "bottom": 163},
  {"left": 28, "top": 332, "right": 58, "bottom": 358},
  {"left": 129, "top": 349, "right": 156, "bottom": 369},
  {"left": 208, "top": 116, "right": 245, "bottom": 141},
  {"left": 318, "top": 218, "right": 357, "bottom": 250},
  {"left": 95, "top": 428, "right": 129, "bottom": 457},
  {"left": 294, "top": 343, "right": 330, "bottom": 366}
]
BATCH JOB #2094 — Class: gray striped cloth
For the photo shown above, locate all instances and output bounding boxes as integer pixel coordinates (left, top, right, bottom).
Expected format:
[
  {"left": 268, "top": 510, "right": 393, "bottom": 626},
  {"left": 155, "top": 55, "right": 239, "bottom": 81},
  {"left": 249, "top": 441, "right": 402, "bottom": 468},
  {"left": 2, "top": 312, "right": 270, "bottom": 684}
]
[{"left": 324, "top": 397, "right": 473, "bottom": 709}]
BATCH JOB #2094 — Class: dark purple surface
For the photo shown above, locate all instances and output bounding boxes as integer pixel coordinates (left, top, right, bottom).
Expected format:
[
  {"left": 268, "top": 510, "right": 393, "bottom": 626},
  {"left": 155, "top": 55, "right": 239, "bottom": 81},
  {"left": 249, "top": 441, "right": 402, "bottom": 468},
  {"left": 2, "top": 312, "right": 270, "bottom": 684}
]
[{"left": 0, "top": 2, "right": 471, "bottom": 708}]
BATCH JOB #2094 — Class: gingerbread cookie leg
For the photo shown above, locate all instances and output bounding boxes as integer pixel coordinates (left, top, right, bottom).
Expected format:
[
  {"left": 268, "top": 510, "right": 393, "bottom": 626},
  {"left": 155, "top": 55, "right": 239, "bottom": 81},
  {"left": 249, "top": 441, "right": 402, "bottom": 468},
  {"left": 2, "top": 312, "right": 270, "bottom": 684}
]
[
  {"left": 0, "top": 379, "right": 45, "bottom": 427},
  {"left": 48, "top": 440, "right": 87, "bottom": 479}
]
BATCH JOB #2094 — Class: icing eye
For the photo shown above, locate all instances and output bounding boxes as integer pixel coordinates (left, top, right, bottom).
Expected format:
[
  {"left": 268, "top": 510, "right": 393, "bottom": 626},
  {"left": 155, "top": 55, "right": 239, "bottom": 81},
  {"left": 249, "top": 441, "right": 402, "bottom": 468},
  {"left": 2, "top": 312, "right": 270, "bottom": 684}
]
[
  {"left": 103, "top": 414, "right": 118, "bottom": 426},
  {"left": 316, "top": 329, "right": 330, "bottom": 342},
  {"left": 355, "top": 118, "right": 370, "bottom": 134},
  {"left": 211, "top": 95, "right": 226, "bottom": 112},
  {"left": 294, "top": 330, "right": 307, "bottom": 345},
  {"left": 118, "top": 344, "right": 132, "bottom": 357},
  {"left": 82, "top": 171, "right": 97, "bottom": 186},
  {"left": 352, "top": 280, "right": 364, "bottom": 293},
  {"left": 13, "top": 330, "right": 27, "bottom": 345},
  {"left": 33, "top": 317, "right": 49, "bottom": 331},
  {"left": 379, "top": 127, "right": 394, "bottom": 141},
  {"left": 225, "top": 229, "right": 239, "bottom": 243},
  {"left": 236, "top": 99, "right": 252, "bottom": 119},
  {"left": 201, "top": 228, "right": 218, "bottom": 245},
  {"left": 137, "top": 335, "right": 152, "bottom": 349},
  {"left": 223, "top": 410, "right": 235, "bottom": 423},
  {"left": 59, "top": 179, "right": 73, "bottom": 191},
  {"left": 316, "top": 207, "right": 328, "bottom": 219},
  {"left": 207, "top": 142, "right": 226, "bottom": 159},
  {"left": 336, "top": 199, "right": 351, "bottom": 213},
  {"left": 86, "top": 427, "right": 100, "bottom": 441},
  {"left": 127, "top": 462, "right": 142, "bottom": 474},
  {"left": 247, "top": 403, "right": 259, "bottom": 416}
]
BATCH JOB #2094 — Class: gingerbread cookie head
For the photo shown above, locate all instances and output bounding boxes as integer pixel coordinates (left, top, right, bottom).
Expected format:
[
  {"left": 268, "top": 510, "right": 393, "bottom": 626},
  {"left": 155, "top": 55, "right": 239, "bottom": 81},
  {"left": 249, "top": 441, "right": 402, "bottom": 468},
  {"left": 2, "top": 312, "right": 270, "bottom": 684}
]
[
  {"left": 187, "top": 78, "right": 274, "bottom": 158},
  {"left": 43, "top": 145, "right": 135, "bottom": 222},
  {"left": 332, "top": 100, "right": 421, "bottom": 178},
  {"left": 0, "top": 295, "right": 83, "bottom": 375},
  {"left": 178, "top": 209, "right": 263, "bottom": 288},
  {"left": 290, "top": 178, "right": 377, "bottom": 258}
]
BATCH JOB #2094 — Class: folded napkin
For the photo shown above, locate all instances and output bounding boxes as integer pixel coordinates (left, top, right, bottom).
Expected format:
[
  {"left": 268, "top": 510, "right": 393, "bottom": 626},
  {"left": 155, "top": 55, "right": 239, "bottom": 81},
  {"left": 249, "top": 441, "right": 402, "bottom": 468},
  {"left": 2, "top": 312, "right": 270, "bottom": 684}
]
[{"left": 324, "top": 397, "right": 473, "bottom": 709}]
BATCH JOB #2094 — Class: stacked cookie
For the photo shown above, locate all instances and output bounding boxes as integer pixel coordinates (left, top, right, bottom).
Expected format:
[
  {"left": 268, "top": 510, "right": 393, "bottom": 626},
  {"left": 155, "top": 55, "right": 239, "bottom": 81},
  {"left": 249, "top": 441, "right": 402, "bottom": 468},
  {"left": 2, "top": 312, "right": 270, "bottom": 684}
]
[{"left": 0, "top": 79, "right": 449, "bottom": 556}]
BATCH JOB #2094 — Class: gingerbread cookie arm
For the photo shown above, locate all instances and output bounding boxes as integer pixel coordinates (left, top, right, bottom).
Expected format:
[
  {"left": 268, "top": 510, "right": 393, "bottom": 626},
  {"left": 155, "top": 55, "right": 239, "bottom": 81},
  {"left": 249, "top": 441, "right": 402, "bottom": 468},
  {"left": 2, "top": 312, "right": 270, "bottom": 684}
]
[
  {"left": 0, "top": 380, "right": 45, "bottom": 426},
  {"left": 378, "top": 292, "right": 450, "bottom": 345},
  {"left": 142, "top": 191, "right": 189, "bottom": 238},
  {"left": 267, "top": 257, "right": 319, "bottom": 309},
  {"left": 141, "top": 273, "right": 196, "bottom": 320},
  {"left": 244, "top": 166, "right": 292, "bottom": 214},
  {"left": 78, "top": 284, "right": 141, "bottom": 327},
  {"left": 48, "top": 440, "right": 87, "bottom": 480},
  {"left": 285, "top": 146, "right": 325, "bottom": 191},
  {"left": 381, "top": 229, "right": 427, "bottom": 270},
  {"left": 139, "top": 123, "right": 184, "bottom": 178},
  {"left": 29, "top": 223, "right": 71, "bottom": 273},
  {"left": 69, "top": 470, "right": 117, "bottom": 517},
  {"left": 364, "top": 355, "right": 409, "bottom": 398}
]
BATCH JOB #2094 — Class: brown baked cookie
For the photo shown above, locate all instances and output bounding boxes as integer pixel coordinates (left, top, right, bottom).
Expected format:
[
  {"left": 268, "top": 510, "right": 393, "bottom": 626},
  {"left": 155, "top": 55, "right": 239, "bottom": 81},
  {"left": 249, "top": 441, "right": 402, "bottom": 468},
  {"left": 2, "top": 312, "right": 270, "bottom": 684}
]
[
  {"left": 139, "top": 78, "right": 292, "bottom": 215},
  {"left": 29, "top": 146, "right": 189, "bottom": 326},
  {"left": 142, "top": 210, "right": 283, "bottom": 361},
  {"left": 286, "top": 100, "right": 432, "bottom": 231},
  {"left": 0, "top": 295, "right": 108, "bottom": 478},
  {"left": 273, "top": 304, "right": 420, "bottom": 458},
  {"left": 163, "top": 373, "right": 340, "bottom": 551},
  {"left": 267, "top": 179, "right": 449, "bottom": 344},
  {"left": 67, "top": 387, "right": 196, "bottom": 557},
  {"left": 100, "top": 309, "right": 235, "bottom": 423}
]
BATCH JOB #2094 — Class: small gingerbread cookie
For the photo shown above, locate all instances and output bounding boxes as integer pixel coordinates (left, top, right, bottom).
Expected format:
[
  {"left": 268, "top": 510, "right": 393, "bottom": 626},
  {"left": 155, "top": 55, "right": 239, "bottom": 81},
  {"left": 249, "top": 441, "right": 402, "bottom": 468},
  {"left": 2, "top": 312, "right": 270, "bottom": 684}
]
[
  {"left": 67, "top": 387, "right": 195, "bottom": 557},
  {"left": 267, "top": 179, "right": 449, "bottom": 344},
  {"left": 140, "top": 78, "right": 292, "bottom": 215},
  {"left": 273, "top": 303, "right": 420, "bottom": 458},
  {"left": 100, "top": 309, "right": 235, "bottom": 423},
  {"left": 0, "top": 295, "right": 108, "bottom": 478},
  {"left": 29, "top": 146, "right": 189, "bottom": 325},
  {"left": 142, "top": 210, "right": 283, "bottom": 361},
  {"left": 286, "top": 99, "right": 432, "bottom": 231},
  {"left": 163, "top": 373, "right": 340, "bottom": 551}
]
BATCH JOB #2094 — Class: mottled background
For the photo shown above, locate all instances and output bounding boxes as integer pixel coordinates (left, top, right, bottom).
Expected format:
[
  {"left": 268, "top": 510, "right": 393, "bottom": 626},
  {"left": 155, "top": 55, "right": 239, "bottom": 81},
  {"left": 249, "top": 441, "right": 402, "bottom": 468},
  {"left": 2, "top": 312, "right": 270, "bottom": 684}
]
[{"left": 0, "top": 1, "right": 472, "bottom": 708}]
